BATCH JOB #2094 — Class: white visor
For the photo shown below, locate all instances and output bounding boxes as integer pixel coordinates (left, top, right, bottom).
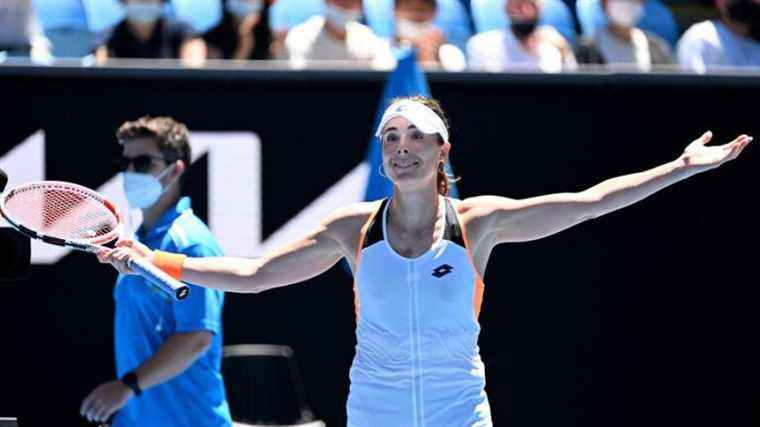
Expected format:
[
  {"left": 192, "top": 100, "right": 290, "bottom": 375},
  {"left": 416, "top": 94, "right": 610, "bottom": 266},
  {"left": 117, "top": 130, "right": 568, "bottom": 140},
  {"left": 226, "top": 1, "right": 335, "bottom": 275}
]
[{"left": 375, "top": 100, "right": 449, "bottom": 144}]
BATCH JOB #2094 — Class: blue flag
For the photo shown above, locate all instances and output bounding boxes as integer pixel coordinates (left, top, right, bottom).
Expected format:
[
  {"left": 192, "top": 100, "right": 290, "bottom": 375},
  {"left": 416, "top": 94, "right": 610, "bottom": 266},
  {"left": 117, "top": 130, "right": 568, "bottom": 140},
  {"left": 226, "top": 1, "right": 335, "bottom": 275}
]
[{"left": 364, "top": 49, "right": 459, "bottom": 201}]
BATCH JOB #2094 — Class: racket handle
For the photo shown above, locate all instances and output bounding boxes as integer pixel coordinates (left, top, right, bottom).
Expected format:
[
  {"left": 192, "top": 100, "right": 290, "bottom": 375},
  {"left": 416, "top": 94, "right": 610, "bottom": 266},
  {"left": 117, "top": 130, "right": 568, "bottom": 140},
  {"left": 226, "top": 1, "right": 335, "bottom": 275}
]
[{"left": 129, "top": 258, "right": 190, "bottom": 301}]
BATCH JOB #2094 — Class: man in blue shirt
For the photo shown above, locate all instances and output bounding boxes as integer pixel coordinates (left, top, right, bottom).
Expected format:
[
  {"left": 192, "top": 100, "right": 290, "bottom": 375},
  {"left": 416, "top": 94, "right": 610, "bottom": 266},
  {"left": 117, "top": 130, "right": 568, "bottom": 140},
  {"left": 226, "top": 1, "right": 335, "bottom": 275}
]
[{"left": 80, "top": 116, "right": 232, "bottom": 426}]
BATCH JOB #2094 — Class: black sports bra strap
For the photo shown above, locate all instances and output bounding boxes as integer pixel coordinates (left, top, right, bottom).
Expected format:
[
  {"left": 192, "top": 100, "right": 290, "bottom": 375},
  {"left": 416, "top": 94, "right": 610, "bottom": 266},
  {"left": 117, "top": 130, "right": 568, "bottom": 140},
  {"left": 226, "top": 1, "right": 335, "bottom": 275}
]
[
  {"left": 443, "top": 198, "right": 465, "bottom": 247},
  {"left": 362, "top": 198, "right": 388, "bottom": 248}
]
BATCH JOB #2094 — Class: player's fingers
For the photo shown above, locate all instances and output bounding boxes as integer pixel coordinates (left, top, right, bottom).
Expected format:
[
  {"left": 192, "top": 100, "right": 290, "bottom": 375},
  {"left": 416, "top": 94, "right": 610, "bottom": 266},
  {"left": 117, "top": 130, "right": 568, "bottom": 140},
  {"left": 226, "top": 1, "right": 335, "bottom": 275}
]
[
  {"left": 724, "top": 134, "right": 749, "bottom": 149},
  {"left": 697, "top": 130, "right": 713, "bottom": 145},
  {"left": 115, "top": 239, "right": 134, "bottom": 248},
  {"left": 103, "top": 248, "right": 123, "bottom": 263},
  {"left": 112, "top": 249, "right": 130, "bottom": 263},
  {"left": 97, "top": 246, "right": 118, "bottom": 262},
  {"left": 730, "top": 138, "right": 751, "bottom": 160}
]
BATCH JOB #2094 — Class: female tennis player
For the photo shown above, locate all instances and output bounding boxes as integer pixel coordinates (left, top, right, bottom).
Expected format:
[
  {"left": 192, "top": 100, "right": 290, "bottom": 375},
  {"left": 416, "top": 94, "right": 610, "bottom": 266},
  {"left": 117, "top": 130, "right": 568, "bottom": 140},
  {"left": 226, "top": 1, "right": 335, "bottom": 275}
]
[{"left": 99, "top": 96, "right": 752, "bottom": 426}]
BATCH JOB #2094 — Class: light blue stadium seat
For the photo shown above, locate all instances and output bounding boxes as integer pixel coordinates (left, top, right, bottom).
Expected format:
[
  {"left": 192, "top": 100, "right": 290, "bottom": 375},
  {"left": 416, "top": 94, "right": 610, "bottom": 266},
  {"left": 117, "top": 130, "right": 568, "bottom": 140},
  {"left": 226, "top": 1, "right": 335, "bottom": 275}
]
[
  {"left": 364, "top": 0, "right": 473, "bottom": 51},
  {"left": 470, "top": 0, "right": 576, "bottom": 44},
  {"left": 34, "top": 0, "right": 123, "bottom": 56},
  {"left": 170, "top": 0, "right": 222, "bottom": 33},
  {"left": 269, "top": 0, "right": 325, "bottom": 32},
  {"left": 81, "top": 0, "right": 124, "bottom": 32},
  {"left": 35, "top": 0, "right": 222, "bottom": 34},
  {"left": 575, "top": 0, "right": 679, "bottom": 46}
]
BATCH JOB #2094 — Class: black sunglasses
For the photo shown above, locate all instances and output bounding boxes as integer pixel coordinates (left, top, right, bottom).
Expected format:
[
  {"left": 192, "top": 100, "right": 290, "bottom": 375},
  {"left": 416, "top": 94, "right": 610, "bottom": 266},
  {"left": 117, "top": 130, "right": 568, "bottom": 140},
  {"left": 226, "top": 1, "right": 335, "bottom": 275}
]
[{"left": 116, "top": 154, "right": 167, "bottom": 173}]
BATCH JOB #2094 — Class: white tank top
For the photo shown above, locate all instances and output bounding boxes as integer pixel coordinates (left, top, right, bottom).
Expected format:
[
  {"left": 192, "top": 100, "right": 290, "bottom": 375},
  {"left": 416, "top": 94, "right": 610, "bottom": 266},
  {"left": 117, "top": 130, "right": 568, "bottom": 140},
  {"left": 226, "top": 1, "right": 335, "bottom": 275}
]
[{"left": 347, "top": 197, "right": 492, "bottom": 427}]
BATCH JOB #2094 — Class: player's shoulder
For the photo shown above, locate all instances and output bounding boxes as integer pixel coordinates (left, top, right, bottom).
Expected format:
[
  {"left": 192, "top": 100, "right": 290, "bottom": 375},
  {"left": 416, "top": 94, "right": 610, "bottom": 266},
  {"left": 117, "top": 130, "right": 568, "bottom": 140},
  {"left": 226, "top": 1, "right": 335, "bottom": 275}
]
[
  {"left": 319, "top": 200, "right": 384, "bottom": 237},
  {"left": 325, "top": 200, "right": 383, "bottom": 225}
]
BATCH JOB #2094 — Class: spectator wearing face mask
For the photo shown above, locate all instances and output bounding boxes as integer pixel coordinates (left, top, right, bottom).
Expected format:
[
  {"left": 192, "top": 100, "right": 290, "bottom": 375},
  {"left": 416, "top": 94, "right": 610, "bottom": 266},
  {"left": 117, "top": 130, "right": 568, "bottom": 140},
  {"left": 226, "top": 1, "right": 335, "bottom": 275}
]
[
  {"left": 393, "top": 0, "right": 467, "bottom": 71},
  {"left": 280, "top": 0, "right": 395, "bottom": 69},
  {"left": 575, "top": 0, "right": 672, "bottom": 71},
  {"left": 96, "top": 0, "right": 206, "bottom": 66},
  {"left": 677, "top": 0, "right": 760, "bottom": 73},
  {"left": 203, "top": 0, "right": 273, "bottom": 60},
  {"left": 467, "top": 0, "right": 577, "bottom": 72},
  {"left": 0, "top": 0, "right": 52, "bottom": 63}
]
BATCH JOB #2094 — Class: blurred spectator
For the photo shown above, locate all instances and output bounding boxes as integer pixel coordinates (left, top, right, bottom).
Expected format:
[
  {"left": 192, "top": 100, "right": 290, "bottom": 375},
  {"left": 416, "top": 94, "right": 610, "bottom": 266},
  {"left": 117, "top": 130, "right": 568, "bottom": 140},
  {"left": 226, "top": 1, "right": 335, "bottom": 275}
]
[
  {"left": 677, "top": 0, "right": 760, "bottom": 72},
  {"left": 280, "top": 0, "right": 395, "bottom": 69},
  {"left": 575, "top": 0, "right": 672, "bottom": 70},
  {"left": 203, "top": 0, "right": 273, "bottom": 59},
  {"left": 268, "top": 0, "right": 323, "bottom": 58},
  {"left": 0, "top": 0, "right": 52, "bottom": 63},
  {"left": 471, "top": 0, "right": 577, "bottom": 46},
  {"left": 364, "top": 0, "right": 473, "bottom": 51},
  {"left": 96, "top": 0, "right": 206, "bottom": 66},
  {"left": 467, "top": 0, "right": 577, "bottom": 72},
  {"left": 576, "top": 0, "right": 679, "bottom": 47},
  {"left": 394, "top": 0, "right": 467, "bottom": 70}
]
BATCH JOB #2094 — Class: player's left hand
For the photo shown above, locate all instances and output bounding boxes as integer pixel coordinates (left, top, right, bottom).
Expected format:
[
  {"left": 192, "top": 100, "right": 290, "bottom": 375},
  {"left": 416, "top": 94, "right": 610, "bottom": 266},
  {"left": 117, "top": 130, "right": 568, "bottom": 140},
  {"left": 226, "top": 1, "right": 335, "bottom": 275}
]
[
  {"left": 80, "top": 380, "right": 133, "bottom": 424},
  {"left": 680, "top": 131, "right": 752, "bottom": 171}
]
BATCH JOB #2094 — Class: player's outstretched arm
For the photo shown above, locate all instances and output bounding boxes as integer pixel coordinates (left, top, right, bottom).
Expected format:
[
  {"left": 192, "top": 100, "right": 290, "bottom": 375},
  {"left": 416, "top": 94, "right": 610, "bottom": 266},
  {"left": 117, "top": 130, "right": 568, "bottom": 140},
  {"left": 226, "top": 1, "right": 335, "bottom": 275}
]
[
  {"left": 465, "top": 132, "right": 752, "bottom": 244},
  {"left": 98, "top": 204, "right": 366, "bottom": 294}
]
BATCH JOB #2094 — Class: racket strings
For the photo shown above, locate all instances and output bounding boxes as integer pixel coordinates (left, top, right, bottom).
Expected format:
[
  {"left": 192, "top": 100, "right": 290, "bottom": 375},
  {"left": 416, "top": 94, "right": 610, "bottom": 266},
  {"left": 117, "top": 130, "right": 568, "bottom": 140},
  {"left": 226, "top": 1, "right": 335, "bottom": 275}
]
[{"left": 4, "top": 184, "right": 119, "bottom": 241}]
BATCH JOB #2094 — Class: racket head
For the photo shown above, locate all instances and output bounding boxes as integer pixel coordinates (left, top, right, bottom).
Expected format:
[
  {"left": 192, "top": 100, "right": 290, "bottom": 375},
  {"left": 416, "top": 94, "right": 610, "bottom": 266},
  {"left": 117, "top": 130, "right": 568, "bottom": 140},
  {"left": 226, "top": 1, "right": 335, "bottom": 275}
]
[{"left": 0, "top": 181, "right": 122, "bottom": 247}]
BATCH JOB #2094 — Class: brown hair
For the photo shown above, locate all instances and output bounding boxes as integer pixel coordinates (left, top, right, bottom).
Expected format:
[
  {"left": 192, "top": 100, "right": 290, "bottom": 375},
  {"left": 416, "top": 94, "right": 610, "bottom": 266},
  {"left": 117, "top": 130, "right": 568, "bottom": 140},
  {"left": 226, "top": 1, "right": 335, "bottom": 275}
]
[
  {"left": 116, "top": 116, "right": 192, "bottom": 187},
  {"left": 388, "top": 95, "right": 460, "bottom": 196}
]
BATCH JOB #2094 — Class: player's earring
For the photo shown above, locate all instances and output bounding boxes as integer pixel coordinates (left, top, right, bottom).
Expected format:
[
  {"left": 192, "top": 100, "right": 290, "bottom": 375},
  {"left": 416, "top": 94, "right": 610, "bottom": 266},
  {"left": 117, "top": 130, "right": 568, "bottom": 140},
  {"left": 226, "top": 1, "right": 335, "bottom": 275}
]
[{"left": 378, "top": 163, "right": 389, "bottom": 178}]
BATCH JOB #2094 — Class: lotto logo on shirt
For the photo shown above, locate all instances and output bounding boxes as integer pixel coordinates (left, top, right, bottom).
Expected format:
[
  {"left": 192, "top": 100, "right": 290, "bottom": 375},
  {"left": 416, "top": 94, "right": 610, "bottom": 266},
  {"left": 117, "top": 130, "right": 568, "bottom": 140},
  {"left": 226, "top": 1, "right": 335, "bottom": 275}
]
[{"left": 432, "top": 264, "right": 454, "bottom": 278}]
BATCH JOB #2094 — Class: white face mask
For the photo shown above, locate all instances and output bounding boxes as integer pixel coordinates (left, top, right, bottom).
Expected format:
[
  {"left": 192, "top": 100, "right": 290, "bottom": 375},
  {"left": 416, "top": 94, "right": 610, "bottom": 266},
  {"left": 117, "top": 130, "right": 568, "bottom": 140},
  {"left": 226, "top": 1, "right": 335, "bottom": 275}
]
[
  {"left": 124, "top": 1, "right": 164, "bottom": 24},
  {"left": 227, "top": 0, "right": 263, "bottom": 19},
  {"left": 606, "top": 0, "right": 644, "bottom": 28},
  {"left": 325, "top": 4, "right": 361, "bottom": 29},
  {"left": 122, "top": 165, "right": 173, "bottom": 209},
  {"left": 396, "top": 17, "right": 433, "bottom": 40}
]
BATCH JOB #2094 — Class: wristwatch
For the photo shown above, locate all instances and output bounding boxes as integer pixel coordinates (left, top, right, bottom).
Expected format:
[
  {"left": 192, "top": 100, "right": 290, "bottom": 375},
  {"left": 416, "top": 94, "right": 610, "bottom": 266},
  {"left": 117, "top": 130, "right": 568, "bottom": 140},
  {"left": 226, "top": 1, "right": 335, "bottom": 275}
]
[{"left": 120, "top": 371, "right": 142, "bottom": 396}]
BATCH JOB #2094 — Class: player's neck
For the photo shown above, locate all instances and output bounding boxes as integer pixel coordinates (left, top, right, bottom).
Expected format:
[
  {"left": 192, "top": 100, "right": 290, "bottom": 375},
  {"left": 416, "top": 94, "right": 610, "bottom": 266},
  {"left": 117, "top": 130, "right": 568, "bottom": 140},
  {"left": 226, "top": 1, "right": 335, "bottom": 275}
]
[
  {"left": 389, "top": 187, "right": 441, "bottom": 231},
  {"left": 141, "top": 191, "right": 180, "bottom": 232}
]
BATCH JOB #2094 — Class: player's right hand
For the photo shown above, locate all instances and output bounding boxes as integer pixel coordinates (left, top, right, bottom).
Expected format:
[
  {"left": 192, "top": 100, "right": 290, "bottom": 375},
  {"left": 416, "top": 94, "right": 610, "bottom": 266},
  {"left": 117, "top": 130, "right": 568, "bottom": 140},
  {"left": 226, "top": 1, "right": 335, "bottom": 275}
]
[{"left": 96, "top": 239, "right": 154, "bottom": 275}]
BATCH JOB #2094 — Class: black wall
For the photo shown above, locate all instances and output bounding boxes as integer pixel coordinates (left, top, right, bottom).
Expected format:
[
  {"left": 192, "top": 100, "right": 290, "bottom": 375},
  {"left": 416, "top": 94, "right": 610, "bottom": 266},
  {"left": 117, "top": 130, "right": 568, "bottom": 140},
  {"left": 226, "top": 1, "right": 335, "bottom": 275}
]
[{"left": 1, "top": 67, "right": 758, "bottom": 426}]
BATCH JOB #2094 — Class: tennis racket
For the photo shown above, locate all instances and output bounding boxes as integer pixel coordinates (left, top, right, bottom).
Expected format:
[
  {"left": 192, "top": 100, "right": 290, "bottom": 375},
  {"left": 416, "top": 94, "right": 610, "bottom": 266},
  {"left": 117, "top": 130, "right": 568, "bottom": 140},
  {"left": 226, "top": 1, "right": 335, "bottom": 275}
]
[{"left": 0, "top": 180, "right": 189, "bottom": 301}]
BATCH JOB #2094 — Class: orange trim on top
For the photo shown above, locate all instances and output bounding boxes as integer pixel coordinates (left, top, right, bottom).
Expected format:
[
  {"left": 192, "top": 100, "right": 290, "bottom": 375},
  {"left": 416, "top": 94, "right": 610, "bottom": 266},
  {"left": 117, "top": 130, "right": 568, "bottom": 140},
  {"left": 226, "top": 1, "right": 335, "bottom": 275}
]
[
  {"left": 455, "top": 208, "right": 486, "bottom": 320},
  {"left": 352, "top": 201, "right": 384, "bottom": 322}
]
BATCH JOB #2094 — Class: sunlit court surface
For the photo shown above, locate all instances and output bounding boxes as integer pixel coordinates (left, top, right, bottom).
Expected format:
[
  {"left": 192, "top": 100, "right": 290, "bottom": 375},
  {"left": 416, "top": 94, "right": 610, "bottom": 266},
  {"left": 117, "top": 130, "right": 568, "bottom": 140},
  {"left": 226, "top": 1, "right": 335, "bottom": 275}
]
[{"left": 0, "top": 0, "right": 758, "bottom": 426}]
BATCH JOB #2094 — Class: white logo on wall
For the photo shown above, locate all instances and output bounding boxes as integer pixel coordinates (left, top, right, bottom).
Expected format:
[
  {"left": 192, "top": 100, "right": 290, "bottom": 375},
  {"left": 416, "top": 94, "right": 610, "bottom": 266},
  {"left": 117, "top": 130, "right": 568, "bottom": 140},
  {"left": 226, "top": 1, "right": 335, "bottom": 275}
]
[{"left": 0, "top": 131, "right": 370, "bottom": 264}]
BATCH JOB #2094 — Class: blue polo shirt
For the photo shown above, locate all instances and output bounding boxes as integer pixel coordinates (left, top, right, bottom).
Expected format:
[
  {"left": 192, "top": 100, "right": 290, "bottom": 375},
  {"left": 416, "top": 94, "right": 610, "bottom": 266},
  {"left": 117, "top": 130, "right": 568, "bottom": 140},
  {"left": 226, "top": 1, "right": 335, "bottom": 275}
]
[{"left": 113, "top": 197, "right": 231, "bottom": 427}]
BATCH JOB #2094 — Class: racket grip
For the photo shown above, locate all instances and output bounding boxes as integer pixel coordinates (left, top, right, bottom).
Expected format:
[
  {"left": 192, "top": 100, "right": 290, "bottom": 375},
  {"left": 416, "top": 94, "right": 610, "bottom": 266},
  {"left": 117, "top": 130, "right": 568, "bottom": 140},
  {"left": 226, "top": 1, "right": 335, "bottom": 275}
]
[{"left": 129, "top": 257, "right": 190, "bottom": 301}]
